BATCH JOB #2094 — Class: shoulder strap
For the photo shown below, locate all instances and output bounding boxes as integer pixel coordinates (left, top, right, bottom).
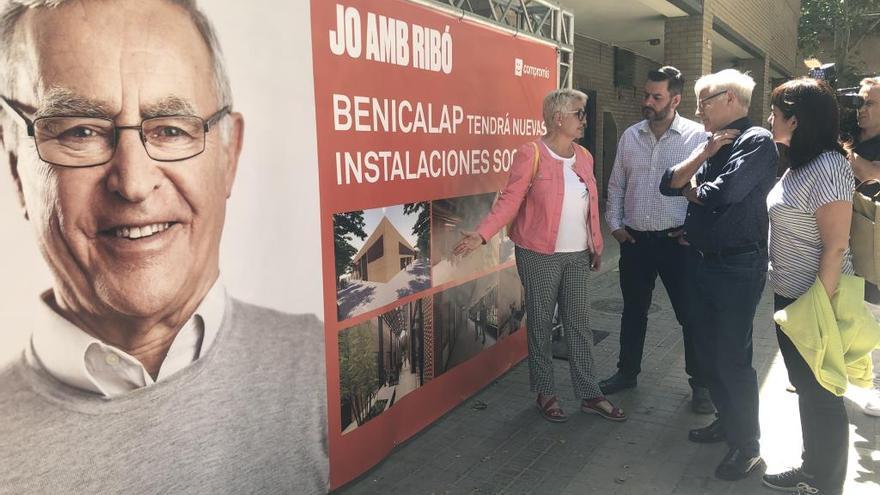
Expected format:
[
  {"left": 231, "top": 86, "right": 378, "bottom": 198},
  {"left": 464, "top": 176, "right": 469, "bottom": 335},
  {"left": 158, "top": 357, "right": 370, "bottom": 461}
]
[
  {"left": 856, "top": 179, "right": 880, "bottom": 199},
  {"left": 529, "top": 141, "right": 540, "bottom": 183},
  {"left": 856, "top": 178, "right": 880, "bottom": 189},
  {"left": 517, "top": 141, "right": 540, "bottom": 192}
]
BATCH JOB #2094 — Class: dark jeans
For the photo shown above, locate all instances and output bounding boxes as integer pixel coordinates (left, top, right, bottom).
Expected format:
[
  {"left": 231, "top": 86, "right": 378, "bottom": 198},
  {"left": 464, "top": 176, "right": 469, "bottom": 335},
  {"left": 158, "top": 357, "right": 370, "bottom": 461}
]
[
  {"left": 775, "top": 294, "right": 848, "bottom": 494},
  {"left": 617, "top": 228, "right": 704, "bottom": 386},
  {"left": 687, "top": 247, "right": 766, "bottom": 455}
]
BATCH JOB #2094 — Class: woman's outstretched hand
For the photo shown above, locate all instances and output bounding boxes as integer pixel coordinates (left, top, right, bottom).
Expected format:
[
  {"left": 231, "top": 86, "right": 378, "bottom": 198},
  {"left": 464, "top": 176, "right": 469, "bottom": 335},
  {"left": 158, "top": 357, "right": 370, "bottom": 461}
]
[{"left": 453, "top": 231, "right": 484, "bottom": 257}]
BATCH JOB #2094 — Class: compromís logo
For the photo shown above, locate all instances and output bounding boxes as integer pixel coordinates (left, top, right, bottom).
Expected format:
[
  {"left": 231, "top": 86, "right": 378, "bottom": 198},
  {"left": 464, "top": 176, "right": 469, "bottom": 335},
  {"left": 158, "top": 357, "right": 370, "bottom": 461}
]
[{"left": 514, "top": 58, "right": 550, "bottom": 79}]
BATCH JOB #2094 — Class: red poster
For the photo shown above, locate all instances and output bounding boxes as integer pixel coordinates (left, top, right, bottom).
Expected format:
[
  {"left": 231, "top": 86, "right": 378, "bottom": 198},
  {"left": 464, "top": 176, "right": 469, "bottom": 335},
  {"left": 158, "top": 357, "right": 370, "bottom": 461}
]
[{"left": 310, "top": 0, "right": 557, "bottom": 487}]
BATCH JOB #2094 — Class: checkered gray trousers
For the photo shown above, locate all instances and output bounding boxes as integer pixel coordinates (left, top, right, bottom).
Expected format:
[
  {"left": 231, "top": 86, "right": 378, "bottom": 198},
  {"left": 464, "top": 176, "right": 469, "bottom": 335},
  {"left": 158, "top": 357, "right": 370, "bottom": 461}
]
[{"left": 515, "top": 246, "right": 602, "bottom": 400}]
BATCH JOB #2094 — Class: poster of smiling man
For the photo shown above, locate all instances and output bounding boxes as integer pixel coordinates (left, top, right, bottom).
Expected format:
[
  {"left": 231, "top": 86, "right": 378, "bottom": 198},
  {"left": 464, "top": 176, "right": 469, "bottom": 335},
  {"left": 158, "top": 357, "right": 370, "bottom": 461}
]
[{"left": 0, "top": 0, "right": 328, "bottom": 492}]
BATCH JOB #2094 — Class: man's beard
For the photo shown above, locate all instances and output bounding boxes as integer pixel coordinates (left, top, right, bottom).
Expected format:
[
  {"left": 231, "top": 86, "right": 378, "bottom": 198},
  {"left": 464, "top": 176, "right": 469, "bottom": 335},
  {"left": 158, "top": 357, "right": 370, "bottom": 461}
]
[{"left": 642, "top": 101, "right": 674, "bottom": 121}]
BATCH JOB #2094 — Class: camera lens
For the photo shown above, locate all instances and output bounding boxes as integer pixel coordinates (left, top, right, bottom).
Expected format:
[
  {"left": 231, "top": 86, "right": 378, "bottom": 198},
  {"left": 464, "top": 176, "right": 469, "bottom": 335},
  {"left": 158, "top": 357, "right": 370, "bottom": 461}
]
[{"left": 837, "top": 93, "right": 865, "bottom": 109}]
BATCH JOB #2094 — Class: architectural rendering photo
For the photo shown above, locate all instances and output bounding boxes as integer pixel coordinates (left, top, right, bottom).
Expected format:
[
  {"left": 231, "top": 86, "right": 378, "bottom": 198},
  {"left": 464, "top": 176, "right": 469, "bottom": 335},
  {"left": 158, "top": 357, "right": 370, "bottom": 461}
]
[
  {"left": 428, "top": 274, "right": 502, "bottom": 377},
  {"left": 335, "top": 203, "right": 431, "bottom": 321},
  {"left": 338, "top": 296, "right": 431, "bottom": 434},
  {"left": 431, "top": 193, "right": 501, "bottom": 286},
  {"left": 495, "top": 266, "right": 526, "bottom": 340}
]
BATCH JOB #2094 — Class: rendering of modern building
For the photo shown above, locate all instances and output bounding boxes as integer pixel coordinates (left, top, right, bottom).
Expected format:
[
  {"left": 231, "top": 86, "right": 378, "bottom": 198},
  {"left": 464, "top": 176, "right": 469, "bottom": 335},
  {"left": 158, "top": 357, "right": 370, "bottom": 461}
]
[{"left": 350, "top": 216, "right": 418, "bottom": 284}]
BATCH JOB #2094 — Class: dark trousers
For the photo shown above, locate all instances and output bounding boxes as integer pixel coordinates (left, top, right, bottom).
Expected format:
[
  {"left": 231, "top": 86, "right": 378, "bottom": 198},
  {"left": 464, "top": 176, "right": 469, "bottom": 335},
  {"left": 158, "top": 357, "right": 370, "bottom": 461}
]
[
  {"left": 775, "top": 294, "right": 848, "bottom": 494},
  {"left": 687, "top": 247, "right": 765, "bottom": 455},
  {"left": 617, "top": 227, "right": 704, "bottom": 386}
]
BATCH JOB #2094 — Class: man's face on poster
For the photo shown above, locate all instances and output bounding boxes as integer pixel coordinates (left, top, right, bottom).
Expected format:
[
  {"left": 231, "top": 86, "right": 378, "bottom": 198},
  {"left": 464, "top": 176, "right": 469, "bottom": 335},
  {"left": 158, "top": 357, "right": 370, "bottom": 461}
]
[{"left": 4, "top": 0, "right": 243, "bottom": 321}]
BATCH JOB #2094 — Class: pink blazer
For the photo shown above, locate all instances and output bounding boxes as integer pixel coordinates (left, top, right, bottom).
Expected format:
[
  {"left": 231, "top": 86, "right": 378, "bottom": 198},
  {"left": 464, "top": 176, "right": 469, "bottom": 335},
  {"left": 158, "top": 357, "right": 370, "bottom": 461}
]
[{"left": 476, "top": 140, "right": 603, "bottom": 256}]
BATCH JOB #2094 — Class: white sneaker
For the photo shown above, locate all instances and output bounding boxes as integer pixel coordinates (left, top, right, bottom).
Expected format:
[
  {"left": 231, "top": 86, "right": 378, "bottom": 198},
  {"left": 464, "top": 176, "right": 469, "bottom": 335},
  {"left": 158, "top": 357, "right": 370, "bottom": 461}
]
[{"left": 865, "top": 391, "right": 880, "bottom": 417}]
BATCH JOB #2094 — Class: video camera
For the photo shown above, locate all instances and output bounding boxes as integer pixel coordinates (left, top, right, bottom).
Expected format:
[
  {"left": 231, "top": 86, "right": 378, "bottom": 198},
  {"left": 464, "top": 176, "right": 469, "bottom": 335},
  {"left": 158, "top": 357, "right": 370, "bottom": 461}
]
[
  {"left": 807, "top": 63, "right": 866, "bottom": 109},
  {"left": 807, "top": 62, "right": 869, "bottom": 142},
  {"left": 837, "top": 87, "right": 866, "bottom": 110}
]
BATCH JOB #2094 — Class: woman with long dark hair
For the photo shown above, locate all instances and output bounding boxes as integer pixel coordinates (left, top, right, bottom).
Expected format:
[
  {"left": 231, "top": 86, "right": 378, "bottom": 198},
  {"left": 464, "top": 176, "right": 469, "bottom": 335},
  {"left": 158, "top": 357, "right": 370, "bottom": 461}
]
[{"left": 763, "top": 78, "right": 854, "bottom": 495}]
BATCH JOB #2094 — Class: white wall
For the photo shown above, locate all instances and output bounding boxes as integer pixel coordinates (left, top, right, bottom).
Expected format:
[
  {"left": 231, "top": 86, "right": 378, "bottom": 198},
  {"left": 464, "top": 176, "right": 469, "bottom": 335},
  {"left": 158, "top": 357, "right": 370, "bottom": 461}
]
[{"left": 0, "top": 0, "right": 323, "bottom": 366}]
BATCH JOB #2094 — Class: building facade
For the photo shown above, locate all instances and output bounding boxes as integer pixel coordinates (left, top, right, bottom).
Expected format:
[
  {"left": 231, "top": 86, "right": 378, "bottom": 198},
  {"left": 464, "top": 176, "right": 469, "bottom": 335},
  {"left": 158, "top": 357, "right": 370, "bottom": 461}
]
[
  {"left": 350, "top": 216, "right": 418, "bottom": 284},
  {"left": 419, "top": 0, "right": 799, "bottom": 202},
  {"left": 566, "top": 0, "right": 801, "bottom": 202}
]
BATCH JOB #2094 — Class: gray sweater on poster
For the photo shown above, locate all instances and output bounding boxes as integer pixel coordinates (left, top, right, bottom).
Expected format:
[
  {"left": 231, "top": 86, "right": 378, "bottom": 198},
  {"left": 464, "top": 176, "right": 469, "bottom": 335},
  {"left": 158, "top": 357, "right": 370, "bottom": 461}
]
[{"left": 0, "top": 298, "right": 329, "bottom": 495}]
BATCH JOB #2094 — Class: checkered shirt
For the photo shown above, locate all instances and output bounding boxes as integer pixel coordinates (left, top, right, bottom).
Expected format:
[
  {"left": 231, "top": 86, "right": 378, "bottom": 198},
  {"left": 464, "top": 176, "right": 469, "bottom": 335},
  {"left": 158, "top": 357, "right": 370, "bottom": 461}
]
[{"left": 605, "top": 113, "right": 707, "bottom": 232}]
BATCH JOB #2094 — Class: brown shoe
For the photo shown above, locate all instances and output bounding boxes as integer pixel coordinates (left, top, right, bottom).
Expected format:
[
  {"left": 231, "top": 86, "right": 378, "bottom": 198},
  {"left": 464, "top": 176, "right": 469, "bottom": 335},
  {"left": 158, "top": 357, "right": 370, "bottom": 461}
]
[
  {"left": 536, "top": 393, "right": 568, "bottom": 423},
  {"left": 581, "top": 396, "right": 626, "bottom": 422}
]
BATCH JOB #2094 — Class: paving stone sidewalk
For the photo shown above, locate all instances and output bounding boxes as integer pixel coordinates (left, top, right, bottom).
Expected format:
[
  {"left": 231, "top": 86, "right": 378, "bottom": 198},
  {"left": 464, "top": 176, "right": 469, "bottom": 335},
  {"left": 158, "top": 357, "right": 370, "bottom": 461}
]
[{"left": 337, "top": 241, "right": 880, "bottom": 495}]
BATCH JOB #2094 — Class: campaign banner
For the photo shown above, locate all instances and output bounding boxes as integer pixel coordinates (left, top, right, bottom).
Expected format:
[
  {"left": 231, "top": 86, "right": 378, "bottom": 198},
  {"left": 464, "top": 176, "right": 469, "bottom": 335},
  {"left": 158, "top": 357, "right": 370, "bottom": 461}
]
[{"left": 311, "top": 0, "right": 558, "bottom": 487}]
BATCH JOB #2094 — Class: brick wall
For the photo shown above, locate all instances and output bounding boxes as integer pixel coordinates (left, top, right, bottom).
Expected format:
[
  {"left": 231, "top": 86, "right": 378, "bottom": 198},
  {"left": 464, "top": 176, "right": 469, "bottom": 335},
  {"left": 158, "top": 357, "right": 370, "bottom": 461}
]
[
  {"left": 768, "top": 0, "right": 801, "bottom": 75},
  {"left": 709, "top": 0, "right": 773, "bottom": 54},
  {"left": 740, "top": 56, "right": 770, "bottom": 126},
  {"left": 708, "top": 0, "right": 799, "bottom": 126},
  {"left": 570, "top": 1, "right": 801, "bottom": 200},
  {"left": 709, "top": 0, "right": 800, "bottom": 76},
  {"left": 572, "top": 35, "right": 660, "bottom": 203},
  {"left": 664, "top": 12, "right": 713, "bottom": 117}
]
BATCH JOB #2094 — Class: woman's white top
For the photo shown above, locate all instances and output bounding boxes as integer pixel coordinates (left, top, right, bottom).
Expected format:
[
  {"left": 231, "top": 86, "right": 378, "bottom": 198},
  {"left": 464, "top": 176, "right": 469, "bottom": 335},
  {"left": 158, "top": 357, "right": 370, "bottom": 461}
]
[{"left": 542, "top": 142, "right": 592, "bottom": 253}]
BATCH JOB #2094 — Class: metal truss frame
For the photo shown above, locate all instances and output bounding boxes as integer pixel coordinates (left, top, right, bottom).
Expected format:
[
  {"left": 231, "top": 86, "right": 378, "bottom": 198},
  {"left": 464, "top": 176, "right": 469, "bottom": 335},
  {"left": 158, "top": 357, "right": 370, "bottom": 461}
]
[{"left": 415, "top": 0, "right": 575, "bottom": 88}]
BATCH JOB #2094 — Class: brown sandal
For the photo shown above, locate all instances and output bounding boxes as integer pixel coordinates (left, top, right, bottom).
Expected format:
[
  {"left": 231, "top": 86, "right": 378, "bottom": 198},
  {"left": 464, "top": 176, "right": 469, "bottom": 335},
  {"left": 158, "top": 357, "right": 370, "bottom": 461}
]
[
  {"left": 582, "top": 396, "right": 626, "bottom": 422},
  {"left": 536, "top": 394, "right": 568, "bottom": 423}
]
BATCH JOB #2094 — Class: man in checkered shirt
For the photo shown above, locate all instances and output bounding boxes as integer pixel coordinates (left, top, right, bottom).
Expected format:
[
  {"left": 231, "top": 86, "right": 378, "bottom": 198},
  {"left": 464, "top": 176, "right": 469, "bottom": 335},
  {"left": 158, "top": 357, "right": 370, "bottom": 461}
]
[{"left": 600, "top": 66, "right": 713, "bottom": 414}]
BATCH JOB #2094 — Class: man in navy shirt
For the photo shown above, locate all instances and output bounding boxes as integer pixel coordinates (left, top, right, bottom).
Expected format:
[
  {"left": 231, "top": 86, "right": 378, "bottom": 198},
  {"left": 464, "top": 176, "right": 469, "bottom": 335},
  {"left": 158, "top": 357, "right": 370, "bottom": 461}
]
[{"left": 660, "top": 69, "right": 777, "bottom": 481}]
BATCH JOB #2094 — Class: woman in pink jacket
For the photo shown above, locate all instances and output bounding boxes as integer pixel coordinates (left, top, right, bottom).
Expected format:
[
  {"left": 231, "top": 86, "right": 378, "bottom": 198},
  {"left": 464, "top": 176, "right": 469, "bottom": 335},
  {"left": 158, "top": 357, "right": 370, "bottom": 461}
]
[{"left": 454, "top": 89, "right": 625, "bottom": 423}]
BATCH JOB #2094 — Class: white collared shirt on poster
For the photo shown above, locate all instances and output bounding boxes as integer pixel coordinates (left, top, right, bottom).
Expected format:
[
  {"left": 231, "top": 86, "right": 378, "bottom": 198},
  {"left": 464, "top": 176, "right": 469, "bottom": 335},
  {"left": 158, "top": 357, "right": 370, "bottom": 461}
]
[{"left": 28, "top": 280, "right": 227, "bottom": 398}]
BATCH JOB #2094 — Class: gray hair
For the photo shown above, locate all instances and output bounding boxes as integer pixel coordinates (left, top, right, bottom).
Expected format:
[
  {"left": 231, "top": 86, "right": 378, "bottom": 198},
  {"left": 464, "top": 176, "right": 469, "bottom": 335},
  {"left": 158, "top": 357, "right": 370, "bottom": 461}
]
[
  {"left": 543, "top": 88, "right": 588, "bottom": 129},
  {"left": 861, "top": 77, "right": 880, "bottom": 91},
  {"left": 0, "top": 0, "right": 233, "bottom": 113},
  {"left": 694, "top": 69, "right": 755, "bottom": 109}
]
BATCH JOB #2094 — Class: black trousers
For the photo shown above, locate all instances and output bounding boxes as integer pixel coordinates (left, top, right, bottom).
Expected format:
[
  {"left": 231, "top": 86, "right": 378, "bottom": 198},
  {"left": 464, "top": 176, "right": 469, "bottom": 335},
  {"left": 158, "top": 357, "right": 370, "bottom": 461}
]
[
  {"left": 617, "top": 227, "right": 704, "bottom": 386},
  {"left": 775, "top": 294, "right": 848, "bottom": 495},
  {"left": 687, "top": 247, "right": 766, "bottom": 455}
]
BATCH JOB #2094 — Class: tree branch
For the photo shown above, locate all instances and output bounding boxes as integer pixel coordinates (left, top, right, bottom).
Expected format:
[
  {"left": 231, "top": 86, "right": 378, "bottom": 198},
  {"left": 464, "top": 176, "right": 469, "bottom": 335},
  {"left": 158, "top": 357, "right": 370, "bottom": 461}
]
[{"left": 851, "top": 17, "right": 880, "bottom": 55}]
